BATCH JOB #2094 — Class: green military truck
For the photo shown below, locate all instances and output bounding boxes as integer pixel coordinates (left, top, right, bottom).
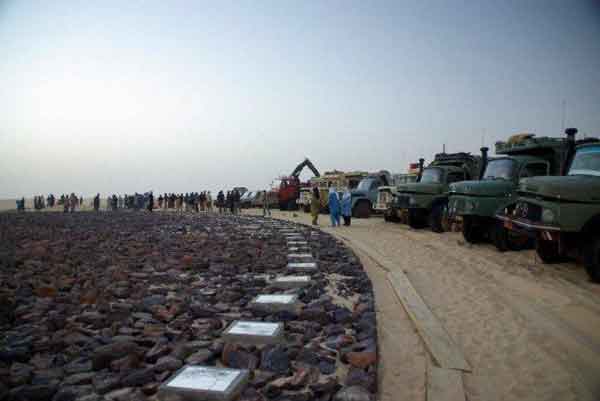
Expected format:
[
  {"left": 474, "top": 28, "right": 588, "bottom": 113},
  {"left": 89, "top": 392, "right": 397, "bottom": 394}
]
[
  {"left": 391, "top": 152, "right": 484, "bottom": 232},
  {"left": 447, "top": 133, "right": 570, "bottom": 247},
  {"left": 495, "top": 129, "right": 600, "bottom": 281}
]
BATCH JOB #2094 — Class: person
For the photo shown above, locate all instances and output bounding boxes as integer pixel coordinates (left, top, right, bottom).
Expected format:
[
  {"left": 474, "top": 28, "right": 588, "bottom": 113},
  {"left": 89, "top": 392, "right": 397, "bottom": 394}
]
[
  {"left": 341, "top": 188, "right": 352, "bottom": 226},
  {"left": 310, "top": 186, "right": 320, "bottom": 225},
  {"left": 217, "top": 191, "right": 225, "bottom": 214},
  {"left": 328, "top": 187, "right": 341, "bottom": 227},
  {"left": 93, "top": 194, "right": 100, "bottom": 212},
  {"left": 263, "top": 190, "right": 271, "bottom": 217},
  {"left": 69, "top": 193, "right": 77, "bottom": 212},
  {"left": 206, "top": 191, "right": 213, "bottom": 212},
  {"left": 147, "top": 192, "right": 154, "bottom": 212}
]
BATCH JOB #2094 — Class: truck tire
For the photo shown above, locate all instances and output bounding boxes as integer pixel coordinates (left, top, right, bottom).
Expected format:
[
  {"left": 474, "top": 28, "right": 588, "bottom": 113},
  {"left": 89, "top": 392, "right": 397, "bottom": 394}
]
[
  {"left": 429, "top": 203, "right": 445, "bottom": 233},
  {"left": 408, "top": 209, "right": 426, "bottom": 229},
  {"left": 492, "top": 222, "right": 510, "bottom": 252},
  {"left": 353, "top": 200, "right": 371, "bottom": 219},
  {"left": 584, "top": 237, "right": 600, "bottom": 283},
  {"left": 536, "top": 239, "right": 560, "bottom": 263},
  {"left": 462, "top": 216, "right": 483, "bottom": 243}
]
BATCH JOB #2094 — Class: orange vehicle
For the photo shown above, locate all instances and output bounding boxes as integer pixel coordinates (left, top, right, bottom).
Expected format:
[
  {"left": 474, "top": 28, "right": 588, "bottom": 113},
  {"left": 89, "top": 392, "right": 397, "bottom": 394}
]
[{"left": 277, "top": 158, "right": 320, "bottom": 210}]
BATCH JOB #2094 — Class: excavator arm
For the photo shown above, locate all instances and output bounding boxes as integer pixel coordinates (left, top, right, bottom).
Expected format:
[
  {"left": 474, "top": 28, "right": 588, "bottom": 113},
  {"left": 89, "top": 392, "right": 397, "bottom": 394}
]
[{"left": 290, "top": 158, "right": 320, "bottom": 178}]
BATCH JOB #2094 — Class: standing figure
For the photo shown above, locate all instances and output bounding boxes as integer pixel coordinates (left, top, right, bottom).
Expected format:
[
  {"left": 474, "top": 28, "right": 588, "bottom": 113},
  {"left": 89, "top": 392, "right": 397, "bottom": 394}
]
[
  {"left": 328, "top": 187, "right": 341, "bottom": 227},
  {"left": 341, "top": 189, "right": 352, "bottom": 226},
  {"left": 147, "top": 192, "right": 154, "bottom": 212},
  {"left": 263, "top": 190, "right": 271, "bottom": 217},
  {"left": 93, "top": 194, "right": 100, "bottom": 212},
  {"left": 206, "top": 191, "right": 213, "bottom": 212},
  {"left": 310, "top": 187, "right": 320, "bottom": 225},
  {"left": 217, "top": 191, "right": 225, "bottom": 214},
  {"left": 69, "top": 193, "right": 77, "bottom": 212}
]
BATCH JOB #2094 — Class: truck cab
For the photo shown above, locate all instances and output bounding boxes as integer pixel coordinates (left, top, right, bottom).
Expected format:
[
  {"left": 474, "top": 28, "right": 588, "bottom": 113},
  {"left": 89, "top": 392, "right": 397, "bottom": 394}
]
[
  {"left": 448, "top": 134, "right": 568, "bottom": 246},
  {"left": 351, "top": 171, "right": 391, "bottom": 218},
  {"left": 496, "top": 133, "right": 600, "bottom": 281},
  {"left": 376, "top": 172, "right": 419, "bottom": 221},
  {"left": 392, "top": 152, "right": 483, "bottom": 232}
]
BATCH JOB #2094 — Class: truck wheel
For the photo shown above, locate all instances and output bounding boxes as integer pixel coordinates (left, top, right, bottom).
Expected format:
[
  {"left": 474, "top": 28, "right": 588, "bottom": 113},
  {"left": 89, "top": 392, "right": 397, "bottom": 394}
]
[
  {"left": 354, "top": 201, "right": 371, "bottom": 219},
  {"left": 429, "top": 203, "right": 445, "bottom": 233},
  {"left": 536, "top": 239, "right": 560, "bottom": 263},
  {"left": 462, "top": 216, "right": 482, "bottom": 243},
  {"left": 408, "top": 209, "right": 425, "bottom": 229},
  {"left": 492, "top": 222, "right": 510, "bottom": 252},
  {"left": 583, "top": 237, "right": 600, "bottom": 283}
]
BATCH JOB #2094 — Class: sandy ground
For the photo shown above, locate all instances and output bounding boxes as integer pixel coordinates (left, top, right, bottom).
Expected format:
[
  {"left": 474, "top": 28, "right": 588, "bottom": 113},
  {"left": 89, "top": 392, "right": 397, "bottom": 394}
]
[{"left": 247, "top": 209, "right": 600, "bottom": 401}]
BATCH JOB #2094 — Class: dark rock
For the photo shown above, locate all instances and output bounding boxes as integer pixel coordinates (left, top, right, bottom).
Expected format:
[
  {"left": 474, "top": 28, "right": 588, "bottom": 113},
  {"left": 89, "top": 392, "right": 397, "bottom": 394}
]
[
  {"left": 62, "top": 372, "right": 95, "bottom": 386},
  {"left": 221, "top": 344, "right": 258, "bottom": 370},
  {"left": 185, "top": 349, "right": 214, "bottom": 365},
  {"left": 153, "top": 356, "right": 182, "bottom": 373},
  {"left": 9, "top": 362, "right": 33, "bottom": 386},
  {"left": 93, "top": 374, "right": 120, "bottom": 394},
  {"left": 0, "top": 347, "right": 30, "bottom": 363},
  {"left": 120, "top": 368, "right": 154, "bottom": 387},
  {"left": 260, "top": 345, "right": 289, "bottom": 374},
  {"left": 9, "top": 383, "right": 58, "bottom": 401},
  {"left": 345, "top": 368, "right": 376, "bottom": 393},
  {"left": 92, "top": 342, "right": 138, "bottom": 370},
  {"left": 318, "top": 357, "right": 336, "bottom": 375}
]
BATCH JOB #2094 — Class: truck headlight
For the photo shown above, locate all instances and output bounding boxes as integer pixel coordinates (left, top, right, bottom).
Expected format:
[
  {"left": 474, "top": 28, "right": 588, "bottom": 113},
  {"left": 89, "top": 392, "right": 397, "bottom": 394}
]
[
  {"left": 408, "top": 196, "right": 417, "bottom": 206},
  {"left": 541, "top": 208, "right": 555, "bottom": 224}
]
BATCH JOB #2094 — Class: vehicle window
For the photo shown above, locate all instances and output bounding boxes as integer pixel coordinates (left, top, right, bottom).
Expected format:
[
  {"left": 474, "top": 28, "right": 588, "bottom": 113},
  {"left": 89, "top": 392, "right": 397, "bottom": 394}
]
[
  {"left": 483, "top": 159, "right": 515, "bottom": 180},
  {"left": 520, "top": 162, "right": 549, "bottom": 179},
  {"left": 357, "top": 178, "right": 375, "bottom": 191},
  {"left": 420, "top": 168, "right": 442, "bottom": 183},
  {"left": 446, "top": 172, "right": 465, "bottom": 184},
  {"left": 569, "top": 146, "right": 600, "bottom": 176},
  {"left": 369, "top": 180, "right": 380, "bottom": 190}
]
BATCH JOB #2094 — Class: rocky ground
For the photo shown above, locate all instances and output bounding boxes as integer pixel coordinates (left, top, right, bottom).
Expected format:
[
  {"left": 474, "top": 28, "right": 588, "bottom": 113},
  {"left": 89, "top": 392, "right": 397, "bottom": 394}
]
[{"left": 0, "top": 212, "right": 377, "bottom": 401}]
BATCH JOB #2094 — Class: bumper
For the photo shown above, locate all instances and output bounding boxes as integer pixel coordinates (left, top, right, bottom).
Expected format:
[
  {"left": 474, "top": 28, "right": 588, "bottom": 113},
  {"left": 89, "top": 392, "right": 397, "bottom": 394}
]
[{"left": 495, "top": 214, "right": 561, "bottom": 240}]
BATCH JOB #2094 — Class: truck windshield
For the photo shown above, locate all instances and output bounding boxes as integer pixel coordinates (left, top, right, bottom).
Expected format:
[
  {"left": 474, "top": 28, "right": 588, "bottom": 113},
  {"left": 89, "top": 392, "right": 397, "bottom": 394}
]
[
  {"left": 357, "top": 178, "right": 375, "bottom": 191},
  {"left": 569, "top": 146, "right": 600, "bottom": 177},
  {"left": 420, "top": 168, "right": 442, "bottom": 183},
  {"left": 483, "top": 159, "right": 515, "bottom": 180}
]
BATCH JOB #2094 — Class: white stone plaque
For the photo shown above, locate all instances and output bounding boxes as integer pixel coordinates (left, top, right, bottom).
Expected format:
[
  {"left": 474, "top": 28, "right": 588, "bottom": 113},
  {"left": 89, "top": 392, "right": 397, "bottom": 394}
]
[
  {"left": 287, "top": 241, "right": 308, "bottom": 246},
  {"left": 159, "top": 365, "right": 249, "bottom": 401},
  {"left": 223, "top": 320, "right": 284, "bottom": 345},
  {"left": 288, "top": 246, "right": 310, "bottom": 252},
  {"left": 287, "top": 253, "right": 313, "bottom": 259},
  {"left": 255, "top": 294, "right": 296, "bottom": 304},
  {"left": 287, "top": 262, "right": 317, "bottom": 272},
  {"left": 272, "top": 275, "right": 312, "bottom": 289}
]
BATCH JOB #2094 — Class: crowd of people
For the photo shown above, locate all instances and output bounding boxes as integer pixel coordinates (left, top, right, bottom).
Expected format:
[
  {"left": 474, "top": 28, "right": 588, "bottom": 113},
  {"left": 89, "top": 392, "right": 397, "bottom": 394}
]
[
  {"left": 310, "top": 186, "right": 353, "bottom": 227},
  {"left": 18, "top": 188, "right": 251, "bottom": 216}
]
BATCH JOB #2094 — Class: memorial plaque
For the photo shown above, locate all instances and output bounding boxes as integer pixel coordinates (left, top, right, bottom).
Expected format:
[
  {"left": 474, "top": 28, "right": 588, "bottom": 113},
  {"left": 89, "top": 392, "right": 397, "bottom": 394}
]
[
  {"left": 287, "top": 241, "right": 308, "bottom": 246},
  {"left": 158, "top": 365, "right": 249, "bottom": 401},
  {"left": 222, "top": 321, "right": 284, "bottom": 345},
  {"left": 250, "top": 294, "right": 298, "bottom": 312},
  {"left": 285, "top": 236, "right": 304, "bottom": 241},
  {"left": 272, "top": 275, "right": 312, "bottom": 289},
  {"left": 287, "top": 262, "right": 317, "bottom": 272},
  {"left": 287, "top": 253, "right": 313, "bottom": 259},
  {"left": 288, "top": 246, "right": 310, "bottom": 252}
]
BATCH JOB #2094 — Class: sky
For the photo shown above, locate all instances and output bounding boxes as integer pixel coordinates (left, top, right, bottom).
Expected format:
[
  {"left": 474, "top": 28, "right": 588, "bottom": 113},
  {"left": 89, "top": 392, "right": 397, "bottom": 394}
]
[{"left": 1, "top": 0, "right": 599, "bottom": 197}]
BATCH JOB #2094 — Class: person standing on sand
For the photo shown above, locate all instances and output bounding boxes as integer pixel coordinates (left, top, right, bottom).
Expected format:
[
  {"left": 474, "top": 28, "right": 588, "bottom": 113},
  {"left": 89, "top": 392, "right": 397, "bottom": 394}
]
[
  {"left": 341, "top": 189, "right": 352, "bottom": 226},
  {"left": 217, "top": 191, "right": 225, "bottom": 214},
  {"left": 93, "top": 194, "right": 100, "bottom": 212},
  {"left": 263, "top": 190, "right": 271, "bottom": 217},
  {"left": 69, "top": 193, "right": 77, "bottom": 212},
  {"left": 328, "top": 187, "right": 341, "bottom": 227},
  {"left": 311, "top": 186, "right": 320, "bottom": 225},
  {"left": 147, "top": 192, "right": 154, "bottom": 212}
]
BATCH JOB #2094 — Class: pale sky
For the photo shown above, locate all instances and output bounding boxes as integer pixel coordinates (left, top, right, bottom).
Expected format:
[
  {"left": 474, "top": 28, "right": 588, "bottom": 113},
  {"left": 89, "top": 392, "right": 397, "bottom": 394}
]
[{"left": 1, "top": 0, "right": 599, "bottom": 197}]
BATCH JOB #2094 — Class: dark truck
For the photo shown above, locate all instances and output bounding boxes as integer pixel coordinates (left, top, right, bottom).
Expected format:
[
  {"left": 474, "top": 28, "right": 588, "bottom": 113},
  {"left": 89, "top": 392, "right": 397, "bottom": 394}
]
[
  {"left": 496, "top": 129, "right": 600, "bottom": 281},
  {"left": 350, "top": 171, "right": 391, "bottom": 218},
  {"left": 447, "top": 133, "right": 570, "bottom": 248},
  {"left": 391, "top": 152, "right": 484, "bottom": 232}
]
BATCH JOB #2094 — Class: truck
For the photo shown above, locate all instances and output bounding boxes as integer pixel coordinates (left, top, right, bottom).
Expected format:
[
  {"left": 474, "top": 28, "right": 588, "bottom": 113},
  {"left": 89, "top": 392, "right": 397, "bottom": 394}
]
[
  {"left": 447, "top": 133, "right": 571, "bottom": 247},
  {"left": 277, "top": 158, "right": 320, "bottom": 210},
  {"left": 299, "top": 170, "right": 368, "bottom": 213},
  {"left": 495, "top": 129, "right": 600, "bottom": 281},
  {"left": 391, "top": 152, "right": 484, "bottom": 232},
  {"left": 350, "top": 171, "right": 391, "bottom": 218},
  {"left": 375, "top": 165, "right": 420, "bottom": 222}
]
